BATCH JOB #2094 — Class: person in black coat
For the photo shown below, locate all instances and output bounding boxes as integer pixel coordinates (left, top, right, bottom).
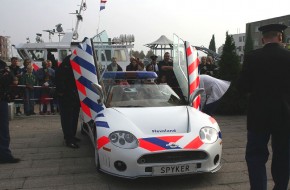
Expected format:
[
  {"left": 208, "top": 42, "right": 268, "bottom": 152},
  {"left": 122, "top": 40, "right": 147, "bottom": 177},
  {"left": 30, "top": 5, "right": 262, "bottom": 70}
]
[
  {"left": 237, "top": 24, "right": 290, "bottom": 190},
  {"left": 0, "top": 59, "right": 20, "bottom": 163},
  {"left": 55, "top": 55, "right": 81, "bottom": 149}
]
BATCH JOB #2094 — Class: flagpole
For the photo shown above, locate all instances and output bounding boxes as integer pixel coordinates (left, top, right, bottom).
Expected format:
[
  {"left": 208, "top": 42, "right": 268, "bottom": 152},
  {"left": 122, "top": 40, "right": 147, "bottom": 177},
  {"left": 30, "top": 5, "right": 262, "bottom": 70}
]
[{"left": 97, "top": 11, "right": 101, "bottom": 36}]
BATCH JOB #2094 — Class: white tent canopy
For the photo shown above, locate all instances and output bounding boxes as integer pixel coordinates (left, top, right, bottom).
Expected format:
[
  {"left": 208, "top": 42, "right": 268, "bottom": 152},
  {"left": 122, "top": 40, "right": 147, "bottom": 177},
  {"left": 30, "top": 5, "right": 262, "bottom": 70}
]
[{"left": 144, "top": 35, "right": 173, "bottom": 57}]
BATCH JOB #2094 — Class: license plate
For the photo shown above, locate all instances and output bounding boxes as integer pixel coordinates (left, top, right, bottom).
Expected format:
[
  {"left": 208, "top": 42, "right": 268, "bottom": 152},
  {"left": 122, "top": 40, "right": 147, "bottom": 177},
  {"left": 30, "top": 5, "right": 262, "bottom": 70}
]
[{"left": 153, "top": 163, "right": 197, "bottom": 176}]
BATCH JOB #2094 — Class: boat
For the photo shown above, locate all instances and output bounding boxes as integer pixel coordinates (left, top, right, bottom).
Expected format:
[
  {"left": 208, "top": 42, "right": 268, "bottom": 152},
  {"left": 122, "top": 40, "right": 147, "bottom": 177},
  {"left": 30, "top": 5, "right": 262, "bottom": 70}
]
[{"left": 15, "top": 0, "right": 133, "bottom": 71}]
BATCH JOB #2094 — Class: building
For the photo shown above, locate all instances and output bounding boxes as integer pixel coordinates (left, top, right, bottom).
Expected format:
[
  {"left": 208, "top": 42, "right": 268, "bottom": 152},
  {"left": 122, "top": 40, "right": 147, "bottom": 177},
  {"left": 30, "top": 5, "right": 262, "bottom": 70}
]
[
  {"left": 0, "top": 36, "right": 10, "bottom": 61},
  {"left": 217, "top": 33, "right": 246, "bottom": 63},
  {"left": 232, "top": 33, "right": 245, "bottom": 63},
  {"left": 246, "top": 15, "right": 290, "bottom": 49}
]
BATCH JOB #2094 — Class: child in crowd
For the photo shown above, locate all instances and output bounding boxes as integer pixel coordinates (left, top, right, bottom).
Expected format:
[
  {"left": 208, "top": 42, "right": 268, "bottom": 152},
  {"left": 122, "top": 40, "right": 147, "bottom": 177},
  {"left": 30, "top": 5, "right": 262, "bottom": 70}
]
[
  {"left": 20, "top": 65, "right": 38, "bottom": 116},
  {"left": 36, "top": 60, "right": 55, "bottom": 115}
]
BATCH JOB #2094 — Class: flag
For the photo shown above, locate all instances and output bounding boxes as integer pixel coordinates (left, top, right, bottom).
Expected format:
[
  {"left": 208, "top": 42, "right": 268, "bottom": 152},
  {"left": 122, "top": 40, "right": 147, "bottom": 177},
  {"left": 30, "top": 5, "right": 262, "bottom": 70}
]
[
  {"left": 70, "top": 38, "right": 104, "bottom": 123},
  {"left": 185, "top": 41, "right": 200, "bottom": 109},
  {"left": 100, "top": 0, "right": 107, "bottom": 11}
]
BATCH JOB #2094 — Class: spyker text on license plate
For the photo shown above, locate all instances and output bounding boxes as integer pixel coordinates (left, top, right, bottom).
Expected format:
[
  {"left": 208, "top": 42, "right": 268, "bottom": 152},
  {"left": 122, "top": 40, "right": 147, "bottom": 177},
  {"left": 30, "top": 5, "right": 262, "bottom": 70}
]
[{"left": 153, "top": 163, "right": 197, "bottom": 176}]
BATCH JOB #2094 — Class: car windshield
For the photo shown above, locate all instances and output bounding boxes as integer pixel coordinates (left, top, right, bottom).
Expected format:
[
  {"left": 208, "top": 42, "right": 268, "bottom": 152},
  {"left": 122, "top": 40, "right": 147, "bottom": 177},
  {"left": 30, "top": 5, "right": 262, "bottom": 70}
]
[{"left": 102, "top": 79, "right": 186, "bottom": 108}]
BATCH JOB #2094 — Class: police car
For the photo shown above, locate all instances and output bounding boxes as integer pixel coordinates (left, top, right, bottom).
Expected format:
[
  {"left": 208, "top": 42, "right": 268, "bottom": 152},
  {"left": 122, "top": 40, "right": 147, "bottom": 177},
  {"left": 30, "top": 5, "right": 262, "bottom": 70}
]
[{"left": 81, "top": 71, "right": 222, "bottom": 178}]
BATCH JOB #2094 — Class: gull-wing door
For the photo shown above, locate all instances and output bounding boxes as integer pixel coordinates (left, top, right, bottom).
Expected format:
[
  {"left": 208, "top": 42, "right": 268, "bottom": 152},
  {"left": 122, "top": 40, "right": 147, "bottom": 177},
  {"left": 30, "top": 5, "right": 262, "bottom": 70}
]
[
  {"left": 173, "top": 34, "right": 201, "bottom": 108},
  {"left": 173, "top": 34, "right": 189, "bottom": 102}
]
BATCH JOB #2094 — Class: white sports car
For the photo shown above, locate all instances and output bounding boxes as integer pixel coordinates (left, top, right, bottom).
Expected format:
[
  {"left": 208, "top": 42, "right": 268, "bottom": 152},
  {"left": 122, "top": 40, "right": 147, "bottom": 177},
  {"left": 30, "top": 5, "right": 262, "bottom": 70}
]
[{"left": 81, "top": 71, "right": 222, "bottom": 178}]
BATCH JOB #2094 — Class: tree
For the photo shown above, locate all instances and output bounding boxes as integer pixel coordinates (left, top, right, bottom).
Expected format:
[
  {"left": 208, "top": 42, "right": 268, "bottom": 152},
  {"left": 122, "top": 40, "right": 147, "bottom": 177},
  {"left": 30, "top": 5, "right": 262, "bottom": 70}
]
[
  {"left": 130, "top": 50, "right": 140, "bottom": 58},
  {"left": 145, "top": 50, "right": 154, "bottom": 58},
  {"left": 209, "top": 34, "right": 216, "bottom": 53},
  {"left": 215, "top": 32, "right": 247, "bottom": 115},
  {"left": 139, "top": 51, "right": 145, "bottom": 59},
  {"left": 244, "top": 24, "right": 254, "bottom": 53}
]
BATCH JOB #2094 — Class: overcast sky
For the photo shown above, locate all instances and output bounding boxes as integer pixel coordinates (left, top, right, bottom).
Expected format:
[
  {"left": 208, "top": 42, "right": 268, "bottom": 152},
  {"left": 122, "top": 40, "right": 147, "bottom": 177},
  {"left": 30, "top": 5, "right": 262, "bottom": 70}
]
[{"left": 1, "top": 0, "right": 290, "bottom": 53}]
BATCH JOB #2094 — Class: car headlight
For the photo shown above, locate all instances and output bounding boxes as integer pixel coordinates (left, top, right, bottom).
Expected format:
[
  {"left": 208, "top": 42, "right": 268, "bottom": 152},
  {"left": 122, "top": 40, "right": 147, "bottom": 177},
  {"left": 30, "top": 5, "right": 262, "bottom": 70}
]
[
  {"left": 199, "top": 127, "right": 218, "bottom": 144},
  {"left": 109, "top": 131, "right": 138, "bottom": 149}
]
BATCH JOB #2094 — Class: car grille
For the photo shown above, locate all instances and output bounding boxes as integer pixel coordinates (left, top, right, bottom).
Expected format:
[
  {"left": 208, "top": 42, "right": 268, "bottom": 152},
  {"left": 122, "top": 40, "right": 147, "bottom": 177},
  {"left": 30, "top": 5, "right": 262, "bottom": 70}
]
[{"left": 137, "top": 151, "right": 208, "bottom": 164}]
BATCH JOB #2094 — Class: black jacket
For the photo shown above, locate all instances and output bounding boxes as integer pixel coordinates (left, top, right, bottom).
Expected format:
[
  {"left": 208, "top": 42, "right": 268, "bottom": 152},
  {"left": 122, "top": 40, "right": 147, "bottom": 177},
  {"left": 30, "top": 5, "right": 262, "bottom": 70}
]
[
  {"left": 0, "top": 59, "right": 13, "bottom": 101},
  {"left": 107, "top": 63, "right": 123, "bottom": 71},
  {"left": 237, "top": 43, "right": 290, "bottom": 132},
  {"left": 55, "top": 55, "right": 80, "bottom": 106}
]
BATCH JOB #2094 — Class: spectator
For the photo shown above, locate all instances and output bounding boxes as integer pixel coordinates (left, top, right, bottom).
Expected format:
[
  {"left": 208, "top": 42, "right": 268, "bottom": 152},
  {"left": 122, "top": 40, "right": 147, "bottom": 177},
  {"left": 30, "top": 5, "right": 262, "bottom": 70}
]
[
  {"left": 126, "top": 57, "right": 139, "bottom": 71},
  {"left": 9, "top": 57, "right": 21, "bottom": 79},
  {"left": 145, "top": 64, "right": 153, "bottom": 72},
  {"left": 146, "top": 55, "right": 159, "bottom": 75},
  {"left": 20, "top": 59, "right": 33, "bottom": 75},
  {"left": 158, "top": 52, "right": 173, "bottom": 84},
  {"left": 203, "top": 56, "right": 217, "bottom": 76},
  {"left": 20, "top": 65, "right": 38, "bottom": 116},
  {"left": 36, "top": 60, "right": 55, "bottom": 115},
  {"left": 199, "top": 56, "right": 207, "bottom": 74},
  {"left": 158, "top": 52, "right": 184, "bottom": 101},
  {"left": 237, "top": 23, "right": 290, "bottom": 190},
  {"left": 107, "top": 57, "right": 123, "bottom": 71},
  {"left": 0, "top": 58, "right": 20, "bottom": 163},
  {"left": 47, "top": 51, "right": 57, "bottom": 70},
  {"left": 47, "top": 60, "right": 57, "bottom": 114},
  {"left": 136, "top": 58, "right": 144, "bottom": 71}
]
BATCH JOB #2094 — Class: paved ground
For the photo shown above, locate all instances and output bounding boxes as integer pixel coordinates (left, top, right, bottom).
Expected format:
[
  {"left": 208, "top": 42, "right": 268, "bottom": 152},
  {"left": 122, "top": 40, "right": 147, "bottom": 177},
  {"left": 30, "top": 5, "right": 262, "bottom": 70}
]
[{"left": 0, "top": 114, "right": 288, "bottom": 190}]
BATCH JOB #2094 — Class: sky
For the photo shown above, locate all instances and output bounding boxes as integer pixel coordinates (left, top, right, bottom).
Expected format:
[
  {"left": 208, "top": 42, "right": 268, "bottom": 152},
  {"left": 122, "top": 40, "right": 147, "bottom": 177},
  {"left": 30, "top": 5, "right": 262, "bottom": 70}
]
[{"left": 1, "top": 0, "right": 290, "bottom": 55}]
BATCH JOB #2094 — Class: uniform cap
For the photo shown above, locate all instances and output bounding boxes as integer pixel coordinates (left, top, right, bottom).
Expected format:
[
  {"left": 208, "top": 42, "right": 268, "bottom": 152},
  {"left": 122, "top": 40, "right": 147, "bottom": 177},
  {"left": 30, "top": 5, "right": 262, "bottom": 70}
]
[
  {"left": 150, "top": 55, "right": 158, "bottom": 60},
  {"left": 258, "top": 24, "right": 288, "bottom": 34}
]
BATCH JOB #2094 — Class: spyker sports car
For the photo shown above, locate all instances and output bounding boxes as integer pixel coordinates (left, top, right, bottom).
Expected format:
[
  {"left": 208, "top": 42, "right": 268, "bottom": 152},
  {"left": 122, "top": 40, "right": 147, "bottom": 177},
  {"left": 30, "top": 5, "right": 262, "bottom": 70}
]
[{"left": 81, "top": 71, "right": 222, "bottom": 178}]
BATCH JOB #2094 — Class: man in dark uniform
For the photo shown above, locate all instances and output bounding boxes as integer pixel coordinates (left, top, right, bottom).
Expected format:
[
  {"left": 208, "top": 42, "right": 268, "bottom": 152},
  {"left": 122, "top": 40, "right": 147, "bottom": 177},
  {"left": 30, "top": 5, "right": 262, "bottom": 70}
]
[
  {"left": 55, "top": 55, "right": 81, "bottom": 149},
  {"left": 237, "top": 24, "right": 290, "bottom": 190},
  {"left": 0, "top": 59, "right": 20, "bottom": 163}
]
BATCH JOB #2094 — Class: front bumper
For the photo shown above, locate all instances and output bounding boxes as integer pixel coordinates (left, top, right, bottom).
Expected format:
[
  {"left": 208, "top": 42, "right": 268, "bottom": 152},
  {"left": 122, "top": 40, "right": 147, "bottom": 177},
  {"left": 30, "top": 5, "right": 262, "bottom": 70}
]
[{"left": 97, "top": 141, "right": 222, "bottom": 178}]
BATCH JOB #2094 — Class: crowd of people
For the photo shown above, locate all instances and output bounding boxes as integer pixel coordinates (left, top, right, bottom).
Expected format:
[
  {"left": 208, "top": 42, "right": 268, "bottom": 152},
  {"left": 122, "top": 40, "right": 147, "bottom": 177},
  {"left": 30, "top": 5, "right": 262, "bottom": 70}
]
[{"left": 5, "top": 57, "right": 57, "bottom": 116}]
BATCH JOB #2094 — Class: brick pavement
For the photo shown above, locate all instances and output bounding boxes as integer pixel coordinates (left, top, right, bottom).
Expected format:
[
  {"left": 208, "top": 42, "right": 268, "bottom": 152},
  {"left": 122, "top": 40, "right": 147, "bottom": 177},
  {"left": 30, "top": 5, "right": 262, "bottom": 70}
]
[{"left": 0, "top": 115, "right": 288, "bottom": 190}]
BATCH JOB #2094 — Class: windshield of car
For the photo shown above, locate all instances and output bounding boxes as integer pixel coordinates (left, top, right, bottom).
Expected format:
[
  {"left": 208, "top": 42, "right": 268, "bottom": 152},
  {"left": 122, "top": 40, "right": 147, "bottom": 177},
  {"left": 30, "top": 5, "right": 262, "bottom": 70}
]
[{"left": 103, "top": 80, "right": 186, "bottom": 108}]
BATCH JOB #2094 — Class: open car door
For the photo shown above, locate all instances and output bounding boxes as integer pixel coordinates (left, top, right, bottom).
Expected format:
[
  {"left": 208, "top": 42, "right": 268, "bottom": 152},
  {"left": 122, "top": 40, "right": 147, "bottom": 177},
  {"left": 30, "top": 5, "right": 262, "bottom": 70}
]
[{"left": 173, "top": 34, "right": 200, "bottom": 108}]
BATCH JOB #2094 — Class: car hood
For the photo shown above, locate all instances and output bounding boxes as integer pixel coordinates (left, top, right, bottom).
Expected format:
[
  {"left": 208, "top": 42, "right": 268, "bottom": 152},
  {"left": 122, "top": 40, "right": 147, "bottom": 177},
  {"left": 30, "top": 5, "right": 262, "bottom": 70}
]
[{"left": 111, "top": 106, "right": 190, "bottom": 134}]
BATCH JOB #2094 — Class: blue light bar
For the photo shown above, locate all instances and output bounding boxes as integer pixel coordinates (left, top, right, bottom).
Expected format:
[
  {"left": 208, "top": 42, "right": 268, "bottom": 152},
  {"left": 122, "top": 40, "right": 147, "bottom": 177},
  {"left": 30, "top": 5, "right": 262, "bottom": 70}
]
[{"left": 102, "top": 71, "right": 158, "bottom": 80}]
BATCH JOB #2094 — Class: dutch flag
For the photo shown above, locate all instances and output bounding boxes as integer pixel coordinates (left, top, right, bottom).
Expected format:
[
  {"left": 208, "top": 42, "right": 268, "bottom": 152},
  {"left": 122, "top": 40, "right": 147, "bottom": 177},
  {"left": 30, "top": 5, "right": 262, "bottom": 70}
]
[{"left": 100, "top": 0, "right": 107, "bottom": 11}]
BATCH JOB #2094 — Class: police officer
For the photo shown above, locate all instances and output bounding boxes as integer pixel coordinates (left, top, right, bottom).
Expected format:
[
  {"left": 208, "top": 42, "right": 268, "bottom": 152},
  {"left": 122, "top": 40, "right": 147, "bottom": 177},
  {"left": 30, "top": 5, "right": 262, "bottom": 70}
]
[
  {"left": 0, "top": 59, "right": 20, "bottom": 163},
  {"left": 237, "top": 24, "right": 290, "bottom": 190},
  {"left": 55, "top": 55, "right": 81, "bottom": 149}
]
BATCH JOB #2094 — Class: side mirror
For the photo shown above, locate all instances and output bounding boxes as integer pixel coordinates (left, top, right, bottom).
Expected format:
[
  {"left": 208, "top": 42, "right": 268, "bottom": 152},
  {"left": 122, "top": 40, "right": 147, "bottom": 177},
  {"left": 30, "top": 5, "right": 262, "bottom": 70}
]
[
  {"left": 189, "top": 88, "right": 204, "bottom": 106},
  {"left": 91, "top": 83, "right": 104, "bottom": 105}
]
